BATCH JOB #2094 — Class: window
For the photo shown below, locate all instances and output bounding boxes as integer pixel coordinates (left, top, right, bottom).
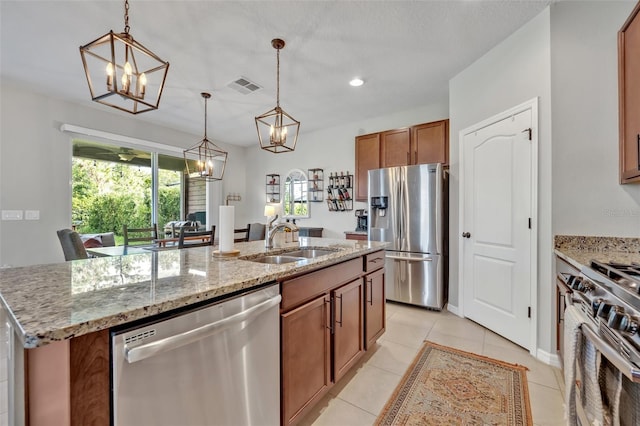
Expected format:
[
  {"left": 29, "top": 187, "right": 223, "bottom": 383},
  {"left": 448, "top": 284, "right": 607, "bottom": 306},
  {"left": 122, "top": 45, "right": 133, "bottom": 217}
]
[{"left": 72, "top": 139, "right": 203, "bottom": 243}]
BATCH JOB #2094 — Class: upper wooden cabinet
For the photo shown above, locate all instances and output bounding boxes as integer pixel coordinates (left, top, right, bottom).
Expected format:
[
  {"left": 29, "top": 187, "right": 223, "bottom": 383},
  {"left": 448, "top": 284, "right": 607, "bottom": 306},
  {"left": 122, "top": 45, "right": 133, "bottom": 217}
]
[
  {"left": 355, "top": 119, "right": 449, "bottom": 200},
  {"left": 413, "top": 120, "right": 449, "bottom": 165},
  {"left": 619, "top": 1, "right": 640, "bottom": 184},
  {"left": 381, "top": 128, "right": 411, "bottom": 167},
  {"left": 355, "top": 133, "right": 380, "bottom": 201}
]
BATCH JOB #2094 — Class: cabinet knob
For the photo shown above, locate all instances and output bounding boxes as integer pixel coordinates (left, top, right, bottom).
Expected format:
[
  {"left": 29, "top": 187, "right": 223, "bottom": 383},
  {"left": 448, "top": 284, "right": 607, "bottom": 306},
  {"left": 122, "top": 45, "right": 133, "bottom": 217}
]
[{"left": 462, "top": 232, "right": 471, "bottom": 238}]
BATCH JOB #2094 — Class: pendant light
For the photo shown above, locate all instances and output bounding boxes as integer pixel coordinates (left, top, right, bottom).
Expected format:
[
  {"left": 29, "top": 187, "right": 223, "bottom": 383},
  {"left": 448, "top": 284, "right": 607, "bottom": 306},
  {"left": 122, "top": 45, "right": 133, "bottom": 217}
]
[
  {"left": 255, "top": 38, "right": 300, "bottom": 153},
  {"left": 79, "top": 0, "right": 169, "bottom": 114},
  {"left": 183, "top": 93, "right": 228, "bottom": 181}
]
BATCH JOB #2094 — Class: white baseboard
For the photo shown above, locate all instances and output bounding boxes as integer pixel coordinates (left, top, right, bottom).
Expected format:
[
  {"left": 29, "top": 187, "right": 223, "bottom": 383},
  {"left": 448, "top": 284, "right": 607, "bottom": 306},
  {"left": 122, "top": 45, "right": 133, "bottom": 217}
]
[
  {"left": 446, "top": 304, "right": 461, "bottom": 317},
  {"left": 536, "top": 348, "right": 562, "bottom": 368}
]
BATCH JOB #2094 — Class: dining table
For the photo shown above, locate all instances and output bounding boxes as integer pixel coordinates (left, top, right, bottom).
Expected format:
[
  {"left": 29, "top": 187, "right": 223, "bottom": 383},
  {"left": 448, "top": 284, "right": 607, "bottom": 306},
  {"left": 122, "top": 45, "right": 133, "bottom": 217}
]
[{"left": 86, "top": 245, "right": 155, "bottom": 257}]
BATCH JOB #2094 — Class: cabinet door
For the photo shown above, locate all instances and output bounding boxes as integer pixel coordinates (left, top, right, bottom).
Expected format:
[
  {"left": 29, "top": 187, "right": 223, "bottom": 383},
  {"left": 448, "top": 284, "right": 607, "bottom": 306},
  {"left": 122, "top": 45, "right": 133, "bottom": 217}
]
[
  {"left": 619, "top": 3, "right": 640, "bottom": 183},
  {"left": 355, "top": 133, "right": 380, "bottom": 201},
  {"left": 332, "top": 279, "right": 364, "bottom": 382},
  {"left": 281, "top": 295, "right": 331, "bottom": 425},
  {"left": 381, "top": 128, "right": 411, "bottom": 168},
  {"left": 365, "top": 268, "right": 386, "bottom": 349},
  {"left": 412, "top": 120, "right": 449, "bottom": 165}
]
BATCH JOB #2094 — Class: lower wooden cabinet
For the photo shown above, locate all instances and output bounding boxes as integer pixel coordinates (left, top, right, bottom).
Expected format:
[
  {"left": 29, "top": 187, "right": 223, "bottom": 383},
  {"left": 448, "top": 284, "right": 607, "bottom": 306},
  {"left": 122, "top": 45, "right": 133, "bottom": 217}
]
[
  {"left": 280, "top": 251, "right": 385, "bottom": 426},
  {"left": 281, "top": 295, "right": 331, "bottom": 425},
  {"left": 332, "top": 279, "right": 364, "bottom": 382},
  {"left": 365, "top": 268, "right": 385, "bottom": 349}
]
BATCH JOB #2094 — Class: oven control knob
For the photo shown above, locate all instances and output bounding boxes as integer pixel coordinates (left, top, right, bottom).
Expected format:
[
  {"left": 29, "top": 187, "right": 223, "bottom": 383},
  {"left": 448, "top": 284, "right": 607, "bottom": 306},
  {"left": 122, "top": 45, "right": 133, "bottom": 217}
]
[
  {"left": 607, "top": 306, "right": 625, "bottom": 330},
  {"left": 591, "top": 298, "right": 604, "bottom": 317},
  {"left": 620, "top": 314, "right": 639, "bottom": 335},
  {"left": 570, "top": 276, "right": 584, "bottom": 291},
  {"left": 597, "top": 302, "right": 614, "bottom": 319}
]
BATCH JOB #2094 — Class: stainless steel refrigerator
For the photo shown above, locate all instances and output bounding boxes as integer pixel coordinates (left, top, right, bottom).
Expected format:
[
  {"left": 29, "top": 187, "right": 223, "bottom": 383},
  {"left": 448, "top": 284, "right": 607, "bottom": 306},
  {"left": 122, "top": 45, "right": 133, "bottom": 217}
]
[{"left": 368, "top": 163, "right": 446, "bottom": 309}]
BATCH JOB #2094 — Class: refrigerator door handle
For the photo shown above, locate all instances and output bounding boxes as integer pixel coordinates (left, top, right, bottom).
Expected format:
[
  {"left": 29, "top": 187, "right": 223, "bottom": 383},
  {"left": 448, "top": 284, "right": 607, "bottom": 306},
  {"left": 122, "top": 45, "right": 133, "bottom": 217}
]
[
  {"left": 124, "top": 294, "right": 282, "bottom": 363},
  {"left": 386, "top": 254, "right": 433, "bottom": 262}
]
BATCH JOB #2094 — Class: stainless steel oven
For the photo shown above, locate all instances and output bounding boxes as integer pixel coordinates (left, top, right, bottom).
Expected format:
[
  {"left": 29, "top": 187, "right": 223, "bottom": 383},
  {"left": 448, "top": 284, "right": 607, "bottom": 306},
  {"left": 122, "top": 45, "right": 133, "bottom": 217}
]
[{"left": 559, "top": 262, "right": 640, "bottom": 426}]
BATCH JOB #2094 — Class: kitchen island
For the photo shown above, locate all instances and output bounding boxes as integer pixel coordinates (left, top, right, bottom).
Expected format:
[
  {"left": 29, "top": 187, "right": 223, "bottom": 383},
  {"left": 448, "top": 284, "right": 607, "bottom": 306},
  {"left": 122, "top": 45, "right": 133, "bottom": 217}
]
[{"left": 0, "top": 237, "right": 387, "bottom": 425}]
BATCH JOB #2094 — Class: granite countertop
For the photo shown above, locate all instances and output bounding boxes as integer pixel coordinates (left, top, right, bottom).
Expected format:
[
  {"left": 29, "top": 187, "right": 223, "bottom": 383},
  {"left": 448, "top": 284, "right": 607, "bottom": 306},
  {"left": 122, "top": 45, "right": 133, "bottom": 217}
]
[
  {"left": 554, "top": 235, "right": 640, "bottom": 270},
  {"left": 0, "top": 237, "right": 387, "bottom": 348}
]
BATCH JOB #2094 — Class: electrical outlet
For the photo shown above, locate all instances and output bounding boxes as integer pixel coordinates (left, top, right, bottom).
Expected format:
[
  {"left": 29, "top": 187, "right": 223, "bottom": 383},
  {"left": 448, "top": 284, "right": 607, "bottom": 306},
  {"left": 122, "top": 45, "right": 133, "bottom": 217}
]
[
  {"left": 25, "top": 210, "right": 40, "bottom": 220},
  {"left": 1, "top": 210, "right": 23, "bottom": 221}
]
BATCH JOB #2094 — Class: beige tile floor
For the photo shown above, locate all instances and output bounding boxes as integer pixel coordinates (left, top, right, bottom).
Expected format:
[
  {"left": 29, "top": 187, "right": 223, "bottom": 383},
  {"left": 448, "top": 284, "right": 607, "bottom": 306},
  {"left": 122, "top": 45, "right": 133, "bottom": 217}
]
[{"left": 300, "top": 302, "right": 566, "bottom": 426}]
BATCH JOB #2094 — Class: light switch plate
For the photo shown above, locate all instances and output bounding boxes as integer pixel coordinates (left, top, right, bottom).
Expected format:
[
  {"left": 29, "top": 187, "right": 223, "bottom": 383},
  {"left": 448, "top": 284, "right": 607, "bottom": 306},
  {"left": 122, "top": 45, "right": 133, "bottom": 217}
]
[
  {"left": 25, "top": 210, "right": 40, "bottom": 220},
  {"left": 1, "top": 210, "right": 23, "bottom": 220}
]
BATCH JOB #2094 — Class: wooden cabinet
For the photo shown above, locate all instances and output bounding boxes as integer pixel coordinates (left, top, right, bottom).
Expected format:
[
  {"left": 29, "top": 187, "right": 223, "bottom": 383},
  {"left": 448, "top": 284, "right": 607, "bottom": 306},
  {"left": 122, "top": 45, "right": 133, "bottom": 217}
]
[
  {"left": 345, "top": 232, "right": 367, "bottom": 241},
  {"left": 412, "top": 120, "right": 449, "bottom": 165},
  {"left": 279, "top": 251, "right": 385, "bottom": 425},
  {"left": 364, "top": 267, "right": 385, "bottom": 349},
  {"left": 281, "top": 295, "right": 331, "bottom": 425},
  {"left": 354, "top": 120, "right": 449, "bottom": 200},
  {"left": 619, "top": 2, "right": 640, "bottom": 183},
  {"left": 381, "top": 128, "right": 411, "bottom": 167},
  {"left": 355, "top": 133, "right": 380, "bottom": 201},
  {"left": 364, "top": 250, "right": 385, "bottom": 350},
  {"left": 332, "top": 279, "right": 364, "bottom": 382}
]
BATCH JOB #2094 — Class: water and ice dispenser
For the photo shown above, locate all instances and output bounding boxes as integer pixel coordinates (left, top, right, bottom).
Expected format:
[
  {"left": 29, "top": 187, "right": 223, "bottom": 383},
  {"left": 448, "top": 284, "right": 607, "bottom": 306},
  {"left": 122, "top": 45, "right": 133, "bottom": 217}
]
[{"left": 370, "top": 196, "right": 388, "bottom": 217}]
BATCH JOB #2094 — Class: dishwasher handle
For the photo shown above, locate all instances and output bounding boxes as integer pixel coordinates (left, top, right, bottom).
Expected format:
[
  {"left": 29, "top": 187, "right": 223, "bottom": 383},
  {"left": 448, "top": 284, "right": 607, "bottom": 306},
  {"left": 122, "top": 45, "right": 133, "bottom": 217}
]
[{"left": 125, "top": 293, "right": 282, "bottom": 364}]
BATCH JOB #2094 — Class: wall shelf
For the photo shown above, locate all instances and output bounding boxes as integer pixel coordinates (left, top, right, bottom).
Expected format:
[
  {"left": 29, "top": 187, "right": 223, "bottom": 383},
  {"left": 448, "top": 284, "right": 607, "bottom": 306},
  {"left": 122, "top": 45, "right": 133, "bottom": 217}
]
[
  {"left": 308, "top": 168, "right": 324, "bottom": 202},
  {"left": 327, "top": 171, "right": 353, "bottom": 212},
  {"left": 266, "top": 174, "right": 280, "bottom": 203}
]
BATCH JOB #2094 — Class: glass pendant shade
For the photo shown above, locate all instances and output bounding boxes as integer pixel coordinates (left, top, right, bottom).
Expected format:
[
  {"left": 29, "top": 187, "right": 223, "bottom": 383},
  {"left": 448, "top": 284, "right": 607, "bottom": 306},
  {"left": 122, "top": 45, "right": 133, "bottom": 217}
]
[
  {"left": 79, "top": 1, "right": 169, "bottom": 114},
  {"left": 255, "top": 38, "right": 300, "bottom": 153},
  {"left": 184, "top": 93, "right": 227, "bottom": 182}
]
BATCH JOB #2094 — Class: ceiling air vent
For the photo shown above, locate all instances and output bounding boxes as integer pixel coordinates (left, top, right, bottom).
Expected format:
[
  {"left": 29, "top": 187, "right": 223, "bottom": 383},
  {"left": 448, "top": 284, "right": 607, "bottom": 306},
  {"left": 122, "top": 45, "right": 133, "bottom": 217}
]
[{"left": 228, "top": 77, "right": 262, "bottom": 95}]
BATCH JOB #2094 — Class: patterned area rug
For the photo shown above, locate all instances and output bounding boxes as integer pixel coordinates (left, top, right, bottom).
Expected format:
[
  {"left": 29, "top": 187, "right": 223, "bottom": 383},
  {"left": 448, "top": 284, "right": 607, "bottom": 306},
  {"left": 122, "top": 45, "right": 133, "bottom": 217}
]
[{"left": 376, "top": 341, "right": 532, "bottom": 425}]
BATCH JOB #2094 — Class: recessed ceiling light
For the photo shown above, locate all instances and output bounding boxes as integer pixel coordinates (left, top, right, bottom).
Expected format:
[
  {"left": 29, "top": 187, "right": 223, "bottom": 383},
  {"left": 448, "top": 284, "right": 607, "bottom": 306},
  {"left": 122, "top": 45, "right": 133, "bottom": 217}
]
[{"left": 349, "top": 78, "right": 364, "bottom": 87}]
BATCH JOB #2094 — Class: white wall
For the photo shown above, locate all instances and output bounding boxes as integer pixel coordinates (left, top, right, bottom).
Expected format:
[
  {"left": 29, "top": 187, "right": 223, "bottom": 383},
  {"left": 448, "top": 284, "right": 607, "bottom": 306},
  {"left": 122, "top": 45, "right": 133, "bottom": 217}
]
[
  {"left": 551, "top": 1, "right": 640, "bottom": 236},
  {"left": 449, "top": 8, "right": 553, "bottom": 352},
  {"left": 243, "top": 102, "right": 449, "bottom": 236},
  {"left": 0, "top": 81, "right": 245, "bottom": 267}
]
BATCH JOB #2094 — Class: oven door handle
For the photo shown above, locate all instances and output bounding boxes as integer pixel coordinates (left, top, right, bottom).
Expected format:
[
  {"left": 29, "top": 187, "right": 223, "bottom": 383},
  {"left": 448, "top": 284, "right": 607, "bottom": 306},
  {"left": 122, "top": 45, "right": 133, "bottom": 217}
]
[{"left": 581, "top": 324, "right": 640, "bottom": 383}]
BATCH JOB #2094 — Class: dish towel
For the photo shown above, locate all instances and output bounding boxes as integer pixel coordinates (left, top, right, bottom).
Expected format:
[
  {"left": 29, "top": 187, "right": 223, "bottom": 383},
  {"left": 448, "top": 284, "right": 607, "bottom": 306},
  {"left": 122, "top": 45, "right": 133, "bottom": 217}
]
[
  {"left": 579, "top": 336, "right": 604, "bottom": 425},
  {"left": 564, "top": 305, "right": 584, "bottom": 425},
  {"left": 598, "top": 357, "right": 623, "bottom": 426}
]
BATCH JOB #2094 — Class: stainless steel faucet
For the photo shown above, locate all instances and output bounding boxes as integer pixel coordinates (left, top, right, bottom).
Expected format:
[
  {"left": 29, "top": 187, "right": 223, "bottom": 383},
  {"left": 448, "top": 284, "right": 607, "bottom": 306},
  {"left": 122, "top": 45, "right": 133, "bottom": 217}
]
[{"left": 265, "top": 215, "right": 299, "bottom": 249}]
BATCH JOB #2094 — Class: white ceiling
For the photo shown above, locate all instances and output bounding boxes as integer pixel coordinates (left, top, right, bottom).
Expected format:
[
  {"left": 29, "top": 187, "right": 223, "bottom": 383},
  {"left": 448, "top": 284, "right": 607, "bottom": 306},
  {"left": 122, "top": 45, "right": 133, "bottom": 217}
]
[{"left": 0, "top": 0, "right": 551, "bottom": 148}]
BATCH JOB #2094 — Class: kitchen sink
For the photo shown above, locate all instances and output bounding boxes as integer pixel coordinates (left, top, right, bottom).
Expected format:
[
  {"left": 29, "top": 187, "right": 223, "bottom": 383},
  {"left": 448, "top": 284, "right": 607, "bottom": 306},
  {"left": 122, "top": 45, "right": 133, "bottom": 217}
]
[
  {"left": 283, "top": 248, "right": 338, "bottom": 258},
  {"left": 249, "top": 255, "right": 307, "bottom": 264}
]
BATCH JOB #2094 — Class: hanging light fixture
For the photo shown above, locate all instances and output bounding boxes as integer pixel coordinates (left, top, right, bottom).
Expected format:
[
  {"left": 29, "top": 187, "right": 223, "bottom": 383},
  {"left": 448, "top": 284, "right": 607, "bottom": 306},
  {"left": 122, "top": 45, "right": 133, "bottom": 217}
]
[
  {"left": 183, "top": 93, "right": 228, "bottom": 181},
  {"left": 79, "top": 0, "right": 169, "bottom": 114},
  {"left": 255, "top": 38, "right": 300, "bottom": 153}
]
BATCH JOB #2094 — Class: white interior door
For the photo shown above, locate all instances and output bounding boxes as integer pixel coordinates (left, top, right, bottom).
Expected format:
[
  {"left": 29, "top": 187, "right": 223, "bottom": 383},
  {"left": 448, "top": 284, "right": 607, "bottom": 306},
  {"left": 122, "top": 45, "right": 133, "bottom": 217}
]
[{"left": 460, "top": 102, "right": 536, "bottom": 350}]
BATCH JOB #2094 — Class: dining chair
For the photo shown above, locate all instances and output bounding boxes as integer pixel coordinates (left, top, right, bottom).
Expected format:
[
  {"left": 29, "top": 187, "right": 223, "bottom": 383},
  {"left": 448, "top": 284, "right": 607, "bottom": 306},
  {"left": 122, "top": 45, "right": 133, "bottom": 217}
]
[
  {"left": 178, "top": 226, "right": 215, "bottom": 249},
  {"left": 247, "top": 223, "right": 266, "bottom": 241},
  {"left": 234, "top": 227, "right": 249, "bottom": 243},
  {"left": 123, "top": 224, "right": 158, "bottom": 246},
  {"left": 56, "top": 229, "right": 89, "bottom": 261}
]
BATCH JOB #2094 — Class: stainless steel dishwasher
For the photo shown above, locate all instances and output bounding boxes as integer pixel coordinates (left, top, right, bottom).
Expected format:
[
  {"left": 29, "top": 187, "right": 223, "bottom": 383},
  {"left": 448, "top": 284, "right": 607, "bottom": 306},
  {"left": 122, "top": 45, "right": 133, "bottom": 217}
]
[{"left": 111, "top": 283, "right": 281, "bottom": 426}]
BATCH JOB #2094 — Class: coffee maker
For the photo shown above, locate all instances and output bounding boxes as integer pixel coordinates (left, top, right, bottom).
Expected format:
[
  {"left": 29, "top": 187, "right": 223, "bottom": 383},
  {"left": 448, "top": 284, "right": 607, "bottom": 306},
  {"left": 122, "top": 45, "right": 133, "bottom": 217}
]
[{"left": 355, "top": 209, "right": 368, "bottom": 232}]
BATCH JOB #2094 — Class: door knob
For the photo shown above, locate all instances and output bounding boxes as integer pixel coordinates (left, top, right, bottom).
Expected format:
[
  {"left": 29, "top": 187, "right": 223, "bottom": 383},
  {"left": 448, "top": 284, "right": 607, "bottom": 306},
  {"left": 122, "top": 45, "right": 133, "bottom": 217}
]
[{"left": 462, "top": 232, "right": 471, "bottom": 238}]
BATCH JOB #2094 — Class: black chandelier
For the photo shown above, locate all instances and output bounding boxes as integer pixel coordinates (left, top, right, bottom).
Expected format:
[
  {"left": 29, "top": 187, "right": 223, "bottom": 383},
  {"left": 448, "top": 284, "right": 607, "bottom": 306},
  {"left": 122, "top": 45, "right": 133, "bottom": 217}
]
[
  {"left": 255, "top": 38, "right": 300, "bottom": 153},
  {"left": 79, "top": 0, "right": 169, "bottom": 114}
]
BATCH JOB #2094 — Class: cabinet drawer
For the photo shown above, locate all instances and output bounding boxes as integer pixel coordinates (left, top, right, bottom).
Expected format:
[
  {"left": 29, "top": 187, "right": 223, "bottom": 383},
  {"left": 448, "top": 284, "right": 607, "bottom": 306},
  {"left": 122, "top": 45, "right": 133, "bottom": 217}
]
[
  {"left": 281, "top": 258, "right": 362, "bottom": 311},
  {"left": 364, "top": 250, "right": 385, "bottom": 272}
]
